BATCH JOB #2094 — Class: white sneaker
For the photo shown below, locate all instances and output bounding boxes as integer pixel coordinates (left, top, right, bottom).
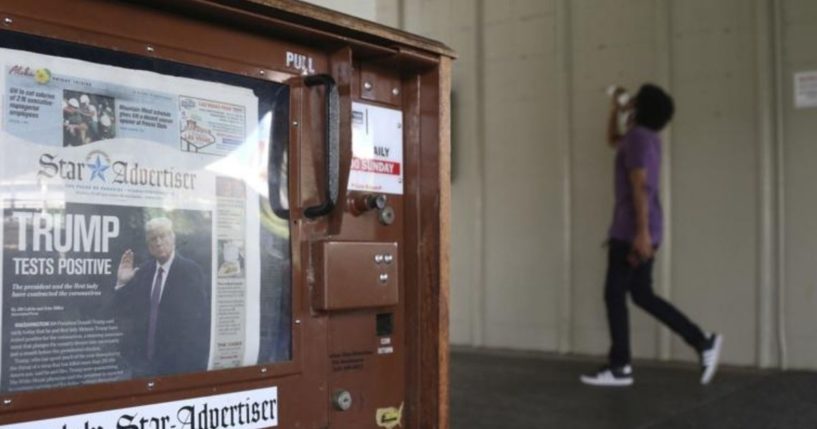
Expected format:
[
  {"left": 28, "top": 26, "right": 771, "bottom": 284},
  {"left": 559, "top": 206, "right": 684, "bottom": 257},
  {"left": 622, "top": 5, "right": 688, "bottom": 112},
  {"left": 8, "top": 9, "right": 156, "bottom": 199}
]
[
  {"left": 700, "top": 333, "right": 723, "bottom": 385},
  {"left": 580, "top": 365, "right": 634, "bottom": 387}
]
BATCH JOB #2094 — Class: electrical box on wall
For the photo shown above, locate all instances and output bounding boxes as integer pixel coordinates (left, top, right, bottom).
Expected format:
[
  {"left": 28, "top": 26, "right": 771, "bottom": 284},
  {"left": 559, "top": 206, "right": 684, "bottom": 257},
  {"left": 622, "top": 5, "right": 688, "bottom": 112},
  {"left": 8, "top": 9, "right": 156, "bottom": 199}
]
[{"left": 0, "top": 1, "right": 454, "bottom": 428}]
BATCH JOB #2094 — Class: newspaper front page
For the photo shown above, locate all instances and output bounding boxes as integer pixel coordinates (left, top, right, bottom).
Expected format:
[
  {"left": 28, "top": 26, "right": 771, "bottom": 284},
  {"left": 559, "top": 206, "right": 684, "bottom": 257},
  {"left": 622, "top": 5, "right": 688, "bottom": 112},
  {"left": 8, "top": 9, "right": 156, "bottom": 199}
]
[{"left": 0, "top": 48, "right": 275, "bottom": 392}]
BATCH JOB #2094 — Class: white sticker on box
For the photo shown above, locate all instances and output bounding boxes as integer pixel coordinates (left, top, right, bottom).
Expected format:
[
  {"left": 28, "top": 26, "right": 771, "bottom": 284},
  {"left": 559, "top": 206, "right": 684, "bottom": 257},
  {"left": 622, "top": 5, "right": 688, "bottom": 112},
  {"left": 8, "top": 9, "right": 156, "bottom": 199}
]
[{"left": 349, "top": 102, "right": 403, "bottom": 195}]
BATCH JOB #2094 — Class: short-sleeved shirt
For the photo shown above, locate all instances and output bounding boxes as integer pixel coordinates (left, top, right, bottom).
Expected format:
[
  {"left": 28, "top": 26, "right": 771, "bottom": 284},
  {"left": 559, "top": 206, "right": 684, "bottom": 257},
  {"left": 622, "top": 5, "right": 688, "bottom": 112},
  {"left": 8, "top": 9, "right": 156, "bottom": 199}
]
[{"left": 608, "top": 126, "right": 663, "bottom": 246}]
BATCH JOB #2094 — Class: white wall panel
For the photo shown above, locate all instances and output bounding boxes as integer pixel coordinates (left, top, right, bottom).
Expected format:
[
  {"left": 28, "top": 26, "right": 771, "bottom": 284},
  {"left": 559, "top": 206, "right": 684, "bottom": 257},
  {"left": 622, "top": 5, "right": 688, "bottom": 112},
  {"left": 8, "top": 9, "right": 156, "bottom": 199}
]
[
  {"left": 668, "top": 0, "right": 760, "bottom": 366},
  {"left": 479, "top": 1, "right": 563, "bottom": 350},
  {"left": 446, "top": 1, "right": 481, "bottom": 346},
  {"left": 781, "top": 0, "right": 817, "bottom": 369}
]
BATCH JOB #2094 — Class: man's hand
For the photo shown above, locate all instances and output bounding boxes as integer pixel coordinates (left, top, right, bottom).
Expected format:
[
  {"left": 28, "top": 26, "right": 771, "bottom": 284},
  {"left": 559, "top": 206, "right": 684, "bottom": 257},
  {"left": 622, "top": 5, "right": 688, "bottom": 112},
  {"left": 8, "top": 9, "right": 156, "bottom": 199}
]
[
  {"left": 630, "top": 230, "right": 653, "bottom": 266},
  {"left": 116, "top": 249, "right": 139, "bottom": 288}
]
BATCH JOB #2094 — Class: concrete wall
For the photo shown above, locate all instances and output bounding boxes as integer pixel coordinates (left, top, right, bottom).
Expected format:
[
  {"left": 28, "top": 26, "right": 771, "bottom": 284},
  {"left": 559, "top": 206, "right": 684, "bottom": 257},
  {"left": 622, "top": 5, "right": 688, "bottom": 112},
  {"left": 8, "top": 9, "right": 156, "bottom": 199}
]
[
  {"left": 781, "top": 0, "right": 817, "bottom": 369},
  {"left": 313, "top": 0, "right": 817, "bottom": 369},
  {"left": 300, "top": 0, "right": 377, "bottom": 21}
]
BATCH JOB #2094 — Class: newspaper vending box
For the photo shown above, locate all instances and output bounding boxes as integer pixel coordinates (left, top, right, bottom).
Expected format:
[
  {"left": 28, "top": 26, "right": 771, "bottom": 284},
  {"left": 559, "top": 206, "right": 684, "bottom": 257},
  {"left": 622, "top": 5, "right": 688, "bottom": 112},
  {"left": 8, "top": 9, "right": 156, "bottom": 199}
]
[{"left": 0, "top": 1, "right": 453, "bottom": 428}]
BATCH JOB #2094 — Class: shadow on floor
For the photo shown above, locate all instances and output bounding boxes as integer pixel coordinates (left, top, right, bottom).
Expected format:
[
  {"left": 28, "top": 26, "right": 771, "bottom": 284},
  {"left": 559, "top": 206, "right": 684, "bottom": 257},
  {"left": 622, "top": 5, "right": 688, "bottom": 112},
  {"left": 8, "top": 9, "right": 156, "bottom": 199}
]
[{"left": 450, "top": 348, "right": 817, "bottom": 429}]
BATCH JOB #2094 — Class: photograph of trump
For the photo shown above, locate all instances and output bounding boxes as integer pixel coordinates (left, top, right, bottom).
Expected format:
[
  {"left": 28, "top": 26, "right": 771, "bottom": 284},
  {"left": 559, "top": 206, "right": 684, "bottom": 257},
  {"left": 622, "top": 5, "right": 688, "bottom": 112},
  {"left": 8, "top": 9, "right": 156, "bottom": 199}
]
[{"left": 112, "top": 216, "right": 210, "bottom": 378}]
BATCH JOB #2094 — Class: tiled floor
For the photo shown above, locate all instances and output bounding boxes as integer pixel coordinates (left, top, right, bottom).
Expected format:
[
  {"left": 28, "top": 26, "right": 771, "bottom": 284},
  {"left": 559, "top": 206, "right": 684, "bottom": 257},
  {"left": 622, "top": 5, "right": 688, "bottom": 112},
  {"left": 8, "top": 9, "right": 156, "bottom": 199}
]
[{"left": 450, "top": 348, "right": 817, "bottom": 429}]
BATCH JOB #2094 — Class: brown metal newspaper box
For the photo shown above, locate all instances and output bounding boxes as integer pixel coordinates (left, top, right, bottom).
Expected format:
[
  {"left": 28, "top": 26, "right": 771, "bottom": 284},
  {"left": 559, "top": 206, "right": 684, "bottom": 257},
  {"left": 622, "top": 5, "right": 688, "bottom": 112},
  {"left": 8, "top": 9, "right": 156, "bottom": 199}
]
[{"left": 0, "top": 1, "right": 452, "bottom": 428}]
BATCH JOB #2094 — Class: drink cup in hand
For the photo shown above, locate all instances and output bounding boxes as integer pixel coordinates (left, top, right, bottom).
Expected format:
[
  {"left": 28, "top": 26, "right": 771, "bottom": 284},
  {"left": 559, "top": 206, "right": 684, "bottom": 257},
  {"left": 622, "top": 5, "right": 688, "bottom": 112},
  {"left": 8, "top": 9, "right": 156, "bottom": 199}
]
[{"left": 607, "top": 85, "right": 630, "bottom": 107}]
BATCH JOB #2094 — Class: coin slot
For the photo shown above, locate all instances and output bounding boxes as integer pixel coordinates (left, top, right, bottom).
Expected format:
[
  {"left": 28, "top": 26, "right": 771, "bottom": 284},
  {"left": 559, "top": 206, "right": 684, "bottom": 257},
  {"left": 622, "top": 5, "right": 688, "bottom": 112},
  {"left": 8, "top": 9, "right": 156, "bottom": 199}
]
[{"left": 376, "top": 313, "right": 394, "bottom": 337}]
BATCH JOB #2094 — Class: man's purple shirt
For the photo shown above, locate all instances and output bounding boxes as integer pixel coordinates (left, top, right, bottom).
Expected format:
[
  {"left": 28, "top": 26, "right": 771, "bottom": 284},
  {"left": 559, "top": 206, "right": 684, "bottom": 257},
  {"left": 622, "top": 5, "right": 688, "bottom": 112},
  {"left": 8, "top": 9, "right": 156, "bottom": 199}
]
[{"left": 609, "top": 126, "right": 663, "bottom": 246}]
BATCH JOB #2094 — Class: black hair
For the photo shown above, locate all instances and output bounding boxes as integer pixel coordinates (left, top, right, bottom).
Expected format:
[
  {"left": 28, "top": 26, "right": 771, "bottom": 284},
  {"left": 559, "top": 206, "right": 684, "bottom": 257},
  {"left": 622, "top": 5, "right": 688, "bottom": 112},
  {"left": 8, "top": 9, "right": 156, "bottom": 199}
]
[{"left": 634, "top": 83, "right": 674, "bottom": 131}]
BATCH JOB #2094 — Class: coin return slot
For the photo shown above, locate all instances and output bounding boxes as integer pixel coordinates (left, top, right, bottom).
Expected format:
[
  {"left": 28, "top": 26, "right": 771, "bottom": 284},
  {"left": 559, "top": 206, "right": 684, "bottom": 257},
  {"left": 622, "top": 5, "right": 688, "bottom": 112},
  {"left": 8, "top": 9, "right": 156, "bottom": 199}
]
[{"left": 376, "top": 313, "right": 394, "bottom": 337}]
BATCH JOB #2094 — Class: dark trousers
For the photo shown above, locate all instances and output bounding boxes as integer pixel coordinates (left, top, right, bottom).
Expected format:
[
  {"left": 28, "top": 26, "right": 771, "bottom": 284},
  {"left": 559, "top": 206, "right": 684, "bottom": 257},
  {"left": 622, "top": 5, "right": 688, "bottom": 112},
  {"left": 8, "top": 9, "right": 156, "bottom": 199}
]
[{"left": 605, "top": 239, "right": 707, "bottom": 367}]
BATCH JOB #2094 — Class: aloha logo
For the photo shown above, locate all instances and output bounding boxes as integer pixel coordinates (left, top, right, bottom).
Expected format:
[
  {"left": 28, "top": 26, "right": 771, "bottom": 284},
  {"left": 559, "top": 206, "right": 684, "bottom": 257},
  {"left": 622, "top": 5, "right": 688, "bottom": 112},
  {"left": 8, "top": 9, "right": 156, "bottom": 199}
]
[{"left": 7, "top": 65, "right": 50, "bottom": 84}]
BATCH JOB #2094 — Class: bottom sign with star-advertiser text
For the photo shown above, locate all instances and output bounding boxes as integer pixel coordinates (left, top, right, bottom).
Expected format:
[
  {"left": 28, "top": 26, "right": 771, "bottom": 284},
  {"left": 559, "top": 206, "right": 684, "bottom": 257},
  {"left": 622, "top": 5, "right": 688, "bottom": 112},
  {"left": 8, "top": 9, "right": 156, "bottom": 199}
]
[{"left": 4, "top": 386, "right": 278, "bottom": 429}]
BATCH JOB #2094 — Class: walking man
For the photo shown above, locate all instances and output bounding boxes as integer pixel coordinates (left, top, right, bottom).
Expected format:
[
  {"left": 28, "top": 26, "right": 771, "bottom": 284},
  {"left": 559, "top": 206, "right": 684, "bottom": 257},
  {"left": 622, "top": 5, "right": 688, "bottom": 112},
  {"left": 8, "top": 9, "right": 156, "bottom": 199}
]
[{"left": 580, "top": 84, "right": 723, "bottom": 387}]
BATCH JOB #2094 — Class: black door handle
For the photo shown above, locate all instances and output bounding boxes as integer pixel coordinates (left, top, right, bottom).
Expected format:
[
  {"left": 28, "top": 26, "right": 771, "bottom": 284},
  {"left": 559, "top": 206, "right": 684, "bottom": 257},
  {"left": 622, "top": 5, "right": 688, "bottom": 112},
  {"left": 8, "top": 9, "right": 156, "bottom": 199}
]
[{"left": 303, "top": 74, "right": 339, "bottom": 219}]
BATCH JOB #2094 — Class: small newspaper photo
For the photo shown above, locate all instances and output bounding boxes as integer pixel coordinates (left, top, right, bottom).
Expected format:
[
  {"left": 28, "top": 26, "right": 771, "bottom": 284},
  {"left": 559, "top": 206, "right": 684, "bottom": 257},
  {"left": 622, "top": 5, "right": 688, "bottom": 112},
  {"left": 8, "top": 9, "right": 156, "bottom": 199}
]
[{"left": 0, "top": 47, "right": 291, "bottom": 393}]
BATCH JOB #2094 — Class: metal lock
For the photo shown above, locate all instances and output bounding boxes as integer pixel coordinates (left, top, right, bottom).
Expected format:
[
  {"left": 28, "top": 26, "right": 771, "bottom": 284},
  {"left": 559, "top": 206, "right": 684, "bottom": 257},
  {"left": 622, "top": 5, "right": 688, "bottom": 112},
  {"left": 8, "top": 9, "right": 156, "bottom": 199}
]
[
  {"left": 349, "top": 193, "right": 388, "bottom": 216},
  {"left": 332, "top": 389, "right": 353, "bottom": 411},
  {"left": 371, "top": 194, "right": 388, "bottom": 210},
  {"left": 378, "top": 206, "right": 396, "bottom": 225}
]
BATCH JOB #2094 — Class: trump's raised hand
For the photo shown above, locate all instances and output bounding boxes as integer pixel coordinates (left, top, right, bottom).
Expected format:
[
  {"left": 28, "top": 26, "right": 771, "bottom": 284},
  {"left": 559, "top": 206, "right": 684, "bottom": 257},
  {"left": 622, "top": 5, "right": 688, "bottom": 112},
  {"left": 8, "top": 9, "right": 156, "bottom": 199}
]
[{"left": 116, "top": 249, "right": 139, "bottom": 288}]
